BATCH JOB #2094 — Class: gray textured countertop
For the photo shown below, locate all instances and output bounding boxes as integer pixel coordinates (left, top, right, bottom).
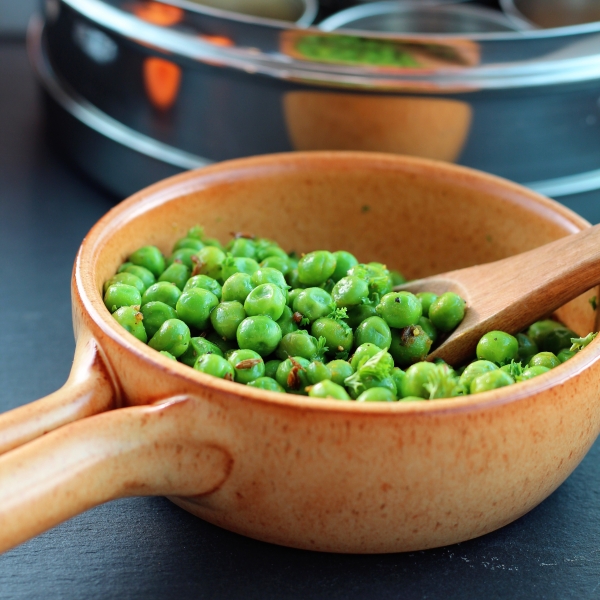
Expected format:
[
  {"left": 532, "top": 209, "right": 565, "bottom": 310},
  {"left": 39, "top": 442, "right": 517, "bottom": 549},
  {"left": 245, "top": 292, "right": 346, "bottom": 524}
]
[{"left": 2, "top": 39, "right": 600, "bottom": 600}]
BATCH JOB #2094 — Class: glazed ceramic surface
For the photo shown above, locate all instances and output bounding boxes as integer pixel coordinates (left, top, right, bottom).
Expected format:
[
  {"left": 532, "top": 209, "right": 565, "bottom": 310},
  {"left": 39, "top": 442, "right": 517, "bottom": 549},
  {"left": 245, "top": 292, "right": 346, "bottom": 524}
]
[{"left": 1, "top": 152, "right": 600, "bottom": 554}]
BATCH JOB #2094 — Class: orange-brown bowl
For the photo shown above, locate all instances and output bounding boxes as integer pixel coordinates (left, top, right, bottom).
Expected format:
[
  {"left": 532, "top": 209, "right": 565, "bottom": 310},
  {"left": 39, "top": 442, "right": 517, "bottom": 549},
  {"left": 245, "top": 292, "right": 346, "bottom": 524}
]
[{"left": 1, "top": 151, "right": 599, "bottom": 554}]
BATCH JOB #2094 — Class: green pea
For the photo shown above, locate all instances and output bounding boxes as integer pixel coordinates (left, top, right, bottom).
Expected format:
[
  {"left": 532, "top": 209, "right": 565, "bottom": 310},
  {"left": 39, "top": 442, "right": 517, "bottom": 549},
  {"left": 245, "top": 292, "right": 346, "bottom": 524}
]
[
  {"left": 526, "top": 319, "right": 564, "bottom": 346},
  {"left": 418, "top": 316, "right": 437, "bottom": 343},
  {"left": 222, "top": 272, "right": 254, "bottom": 304},
  {"left": 354, "top": 316, "right": 391, "bottom": 350},
  {"left": 186, "top": 225, "right": 205, "bottom": 241},
  {"left": 400, "top": 362, "right": 437, "bottom": 399},
  {"left": 264, "top": 359, "right": 282, "bottom": 379},
  {"left": 345, "top": 304, "right": 378, "bottom": 330},
  {"left": 112, "top": 306, "right": 147, "bottom": 342},
  {"left": 293, "top": 288, "right": 334, "bottom": 323},
  {"left": 276, "top": 331, "right": 319, "bottom": 361},
  {"left": 129, "top": 245, "right": 165, "bottom": 278},
  {"left": 228, "top": 349, "right": 265, "bottom": 384},
  {"left": 528, "top": 352, "right": 561, "bottom": 370},
  {"left": 476, "top": 331, "right": 519, "bottom": 366},
  {"left": 228, "top": 237, "right": 257, "bottom": 259},
  {"left": 350, "top": 343, "right": 382, "bottom": 370},
  {"left": 117, "top": 262, "right": 133, "bottom": 273},
  {"left": 327, "top": 359, "right": 354, "bottom": 386},
  {"left": 537, "top": 327, "right": 578, "bottom": 354},
  {"left": 247, "top": 377, "right": 286, "bottom": 393},
  {"left": 140, "top": 301, "right": 178, "bottom": 339},
  {"left": 179, "top": 336, "right": 223, "bottom": 367},
  {"left": 158, "top": 262, "right": 190, "bottom": 291},
  {"left": 306, "top": 361, "right": 332, "bottom": 385},
  {"left": 276, "top": 305, "right": 299, "bottom": 337},
  {"left": 195, "top": 246, "right": 226, "bottom": 280},
  {"left": 167, "top": 248, "right": 197, "bottom": 270},
  {"left": 104, "top": 283, "right": 142, "bottom": 313},
  {"left": 184, "top": 274, "right": 222, "bottom": 299},
  {"left": 347, "top": 263, "right": 392, "bottom": 297},
  {"left": 244, "top": 283, "right": 286, "bottom": 320},
  {"left": 399, "top": 396, "right": 426, "bottom": 403},
  {"left": 176, "top": 288, "right": 219, "bottom": 330},
  {"left": 332, "top": 276, "right": 370, "bottom": 308},
  {"left": 356, "top": 387, "right": 396, "bottom": 402},
  {"left": 429, "top": 292, "right": 465, "bottom": 332},
  {"left": 194, "top": 354, "right": 234, "bottom": 380},
  {"left": 470, "top": 369, "right": 514, "bottom": 394},
  {"left": 210, "top": 301, "right": 246, "bottom": 340},
  {"left": 276, "top": 356, "right": 311, "bottom": 394},
  {"left": 376, "top": 292, "right": 422, "bottom": 329},
  {"left": 159, "top": 351, "right": 177, "bottom": 360},
  {"left": 312, "top": 318, "right": 353, "bottom": 356},
  {"left": 520, "top": 365, "right": 550, "bottom": 380},
  {"left": 388, "top": 325, "right": 432, "bottom": 368},
  {"left": 308, "top": 379, "right": 350, "bottom": 400},
  {"left": 285, "top": 269, "right": 302, "bottom": 290},
  {"left": 148, "top": 318, "right": 190, "bottom": 357},
  {"left": 260, "top": 255, "right": 290, "bottom": 275},
  {"left": 516, "top": 333, "right": 538, "bottom": 365},
  {"left": 416, "top": 292, "right": 437, "bottom": 318},
  {"left": 173, "top": 236, "right": 204, "bottom": 252},
  {"left": 236, "top": 316, "right": 282, "bottom": 357},
  {"left": 142, "top": 281, "right": 181, "bottom": 309},
  {"left": 331, "top": 251, "right": 359, "bottom": 282},
  {"left": 205, "top": 330, "right": 238, "bottom": 354},
  {"left": 251, "top": 268, "right": 288, "bottom": 292},
  {"left": 104, "top": 272, "right": 146, "bottom": 295},
  {"left": 391, "top": 367, "right": 405, "bottom": 393},
  {"left": 458, "top": 360, "right": 498, "bottom": 390},
  {"left": 390, "top": 270, "right": 406, "bottom": 286},
  {"left": 287, "top": 288, "right": 302, "bottom": 308},
  {"left": 557, "top": 349, "right": 576, "bottom": 363},
  {"left": 222, "top": 255, "right": 260, "bottom": 281},
  {"left": 122, "top": 265, "right": 156, "bottom": 290},
  {"left": 256, "top": 242, "right": 288, "bottom": 262},
  {"left": 297, "top": 251, "right": 337, "bottom": 286}
]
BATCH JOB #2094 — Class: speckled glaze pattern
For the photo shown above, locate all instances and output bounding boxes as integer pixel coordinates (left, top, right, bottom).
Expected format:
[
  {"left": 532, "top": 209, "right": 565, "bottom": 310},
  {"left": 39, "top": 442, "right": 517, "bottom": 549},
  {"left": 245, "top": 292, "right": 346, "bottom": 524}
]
[{"left": 1, "top": 152, "right": 600, "bottom": 554}]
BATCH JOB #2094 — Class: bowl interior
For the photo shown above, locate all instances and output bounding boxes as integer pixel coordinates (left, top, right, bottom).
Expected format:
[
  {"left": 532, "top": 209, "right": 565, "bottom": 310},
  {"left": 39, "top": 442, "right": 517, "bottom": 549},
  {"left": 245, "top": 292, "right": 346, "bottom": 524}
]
[{"left": 88, "top": 152, "right": 597, "bottom": 344}]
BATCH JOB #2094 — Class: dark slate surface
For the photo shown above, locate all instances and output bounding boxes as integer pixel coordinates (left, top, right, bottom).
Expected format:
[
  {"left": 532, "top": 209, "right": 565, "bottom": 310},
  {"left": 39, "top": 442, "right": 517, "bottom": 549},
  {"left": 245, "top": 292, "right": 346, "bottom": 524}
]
[{"left": 2, "top": 40, "right": 600, "bottom": 600}]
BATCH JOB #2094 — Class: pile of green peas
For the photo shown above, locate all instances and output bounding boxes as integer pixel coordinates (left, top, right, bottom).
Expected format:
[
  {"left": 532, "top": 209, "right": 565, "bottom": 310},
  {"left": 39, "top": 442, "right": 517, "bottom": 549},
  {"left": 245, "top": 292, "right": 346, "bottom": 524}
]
[{"left": 103, "top": 225, "right": 597, "bottom": 402}]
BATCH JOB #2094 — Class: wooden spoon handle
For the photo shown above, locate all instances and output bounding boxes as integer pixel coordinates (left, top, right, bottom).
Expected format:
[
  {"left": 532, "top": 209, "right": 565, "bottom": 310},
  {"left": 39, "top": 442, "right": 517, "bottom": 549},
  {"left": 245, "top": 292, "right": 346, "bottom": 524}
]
[
  {"left": 0, "top": 333, "right": 117, "bottom": 456},
  {"left": 0, "top": 396, "right": 232, "bottom": 554}
]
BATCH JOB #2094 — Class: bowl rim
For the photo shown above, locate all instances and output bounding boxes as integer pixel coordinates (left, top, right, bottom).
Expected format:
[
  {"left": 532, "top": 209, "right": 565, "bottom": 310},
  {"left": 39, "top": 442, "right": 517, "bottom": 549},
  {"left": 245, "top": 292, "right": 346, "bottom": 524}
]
[{"left": 76, "top": 151, "right": 600, "bottom": 416}]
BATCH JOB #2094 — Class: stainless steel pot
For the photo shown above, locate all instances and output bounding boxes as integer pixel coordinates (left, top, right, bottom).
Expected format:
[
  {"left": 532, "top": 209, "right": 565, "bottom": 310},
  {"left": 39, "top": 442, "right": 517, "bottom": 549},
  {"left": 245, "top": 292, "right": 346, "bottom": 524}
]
[
  {"left": 31, "top": 0, "right": 600, "bottom": 199},
  {"left": 319, "top": 1, "right": 521, "bottom": 33}
]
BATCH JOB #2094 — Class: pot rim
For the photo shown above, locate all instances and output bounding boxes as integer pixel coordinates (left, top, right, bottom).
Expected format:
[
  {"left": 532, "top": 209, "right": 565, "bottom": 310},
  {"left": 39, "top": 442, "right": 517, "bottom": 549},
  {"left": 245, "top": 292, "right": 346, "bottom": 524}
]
[
  {"left": 56, "top": 0, "right": 600, "bottom": 90},
  {"left": 75, "top": 151, "right": 600, "bottom": 416}
]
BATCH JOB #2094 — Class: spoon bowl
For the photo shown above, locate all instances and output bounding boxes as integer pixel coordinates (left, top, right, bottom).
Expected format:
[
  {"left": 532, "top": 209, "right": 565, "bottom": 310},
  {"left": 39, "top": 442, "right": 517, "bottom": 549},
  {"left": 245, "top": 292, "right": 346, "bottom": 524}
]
[{"left": 397, "top": 222, "right": 600, "bottom": 364}]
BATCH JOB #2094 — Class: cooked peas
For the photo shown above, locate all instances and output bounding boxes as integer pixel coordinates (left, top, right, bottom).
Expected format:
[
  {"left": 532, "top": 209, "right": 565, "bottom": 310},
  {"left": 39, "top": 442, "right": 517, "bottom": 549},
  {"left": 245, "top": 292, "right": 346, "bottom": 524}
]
[
  {"left": 107, "top": 226, "right": 597, "bottom": 401},
  {"left": 376, "top": 292, "right": 422, "bottom": 329},
  {"left": 476, "top": 331, "right": 519, "bottom": 366},
  {"left": 429, "top": 292, "right": 465, "bottom": 332},
  {"left": 228, "top": 349, "right": 265, "bottom": 384},
  {"left": 104, "top": 283, "right": 142, "bottom": 313},
  {"left": 148, "top": 318, "right": 190, "bottom": 357},
  {"left": 236, "top": 316, "right": 282, "bottom": 357},
  {"left": 112, "top": 306, "right": 147, "bottom": 342}
]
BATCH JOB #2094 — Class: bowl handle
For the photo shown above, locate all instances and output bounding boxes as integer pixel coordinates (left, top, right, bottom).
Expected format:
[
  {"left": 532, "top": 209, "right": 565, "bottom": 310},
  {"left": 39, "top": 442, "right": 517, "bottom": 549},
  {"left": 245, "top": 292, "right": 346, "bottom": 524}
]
[
  {"left": 0, "top": 332, "right": 117, "bottom": 456},
  {"left": 0, "top": 396, "right": 232, "bottom": 554}
]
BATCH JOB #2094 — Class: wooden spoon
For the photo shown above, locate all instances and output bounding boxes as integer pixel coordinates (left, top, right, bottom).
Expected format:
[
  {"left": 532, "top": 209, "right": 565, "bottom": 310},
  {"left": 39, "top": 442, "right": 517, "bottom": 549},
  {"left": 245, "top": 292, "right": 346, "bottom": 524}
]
[{"left": 395, "top": 222, "right": 600, "bottom": 366}]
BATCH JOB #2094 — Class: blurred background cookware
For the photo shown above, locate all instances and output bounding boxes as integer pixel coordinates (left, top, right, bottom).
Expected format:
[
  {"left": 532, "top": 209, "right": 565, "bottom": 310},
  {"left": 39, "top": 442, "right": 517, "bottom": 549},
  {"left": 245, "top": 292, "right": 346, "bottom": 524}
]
[{"left": 30, "top": 0, "right": 600, "bottom": 199}]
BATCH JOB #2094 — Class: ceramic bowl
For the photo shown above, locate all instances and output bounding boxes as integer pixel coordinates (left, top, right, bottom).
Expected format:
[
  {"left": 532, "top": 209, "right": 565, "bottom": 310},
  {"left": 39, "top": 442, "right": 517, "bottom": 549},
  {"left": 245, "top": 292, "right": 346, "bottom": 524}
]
[{"left": 1, "top": 152, "right": 599, "bottom": 554}]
